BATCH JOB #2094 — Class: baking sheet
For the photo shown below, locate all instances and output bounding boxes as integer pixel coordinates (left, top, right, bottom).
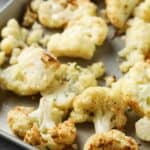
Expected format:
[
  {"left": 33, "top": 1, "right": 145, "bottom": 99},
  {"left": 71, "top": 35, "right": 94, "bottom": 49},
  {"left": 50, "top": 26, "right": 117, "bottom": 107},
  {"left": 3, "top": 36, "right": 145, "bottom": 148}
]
[{"left": 0, "top": 0, "right": 150, "bottom": 149}]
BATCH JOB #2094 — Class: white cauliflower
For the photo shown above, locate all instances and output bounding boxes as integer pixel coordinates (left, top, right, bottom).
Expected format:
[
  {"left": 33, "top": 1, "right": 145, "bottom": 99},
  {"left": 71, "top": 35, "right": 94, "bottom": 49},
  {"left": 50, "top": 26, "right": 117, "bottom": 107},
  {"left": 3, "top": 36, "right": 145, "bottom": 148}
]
[
  {"left": 36, "top": 0, "right": 97, "bottom": 28},
  {"left": 8, "top": 105, "right": 76, "bottom": 150},
  {"left": 106, "top": 0, "right": 141, "bottom": 29},
  {"left": 70, "top": 86, "right": 127, "bottom": 133},
  {"left": 84, "top": 129, "right": 138, "bottom": 150},
  {"left": 119, "top": 18, "right": 150, "bottom": 72},
  {"left": 27, "top": 22, "right": 57, "bottom": 47},
  {"left": 134, "top": 0, "right": 150, "bottom": 22},
  {"left": 0, "top": 46, "right": 60, "bottom": 95},
  {"left": 48, "top": 16, "right": 108, "bottom": 59},
  {"left": 112, "top": 62, "right": 150, "bottom": 117},
  {"left": 41, "top": 62, "right": 105, "bottom": 110},
  {"left": 135, "top": 116, "right": 150, "bottom": 142},
  {"left": 0, "top": 19, "right": 28, "bottom": 55}
]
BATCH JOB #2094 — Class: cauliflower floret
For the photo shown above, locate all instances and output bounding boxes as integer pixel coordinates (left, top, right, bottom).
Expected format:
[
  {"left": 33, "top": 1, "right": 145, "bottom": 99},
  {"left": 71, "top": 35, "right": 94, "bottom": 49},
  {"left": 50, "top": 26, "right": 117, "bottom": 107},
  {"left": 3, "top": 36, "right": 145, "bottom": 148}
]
[
  {"left": 8, "top": 105, "right": 76, "bottom": 150},
  {"left": 0, "top": 46, "right": 60, "bottom": 95},
  {"left": 106, "top": 0, "right": 141, "bottom": 29},
  {"left": 48, "top": 16, "right": 108, "bottom": 59},
  {"left": 134, "top": 0, "right": 150, "bottom": 22},
  {"left": 112, "top": 62, "right": 150, "bottom": 116},
  {"left": 27, "top": 22, "right": 56, "bottom": 47},
  {"left": 119, "top": 18, "right": 150, "bottom": 72},
  {"left": 9, "top": 48, "right": 21, "bottom": 65},
  {"left": 0, "top": 19, "right": 28, "bottom": 55},
  {"left": 41, "top": 62, "right": 105, "bottom": 110},
  {"left": 70, "top": 86, "right": 127, "bottom": 133},
  {"left": 7, "top": 107, "right": 34, "bottom": 138},
  {"left": 37, "top": 0, "right": 97, "bottom": 28},
  {"left": 84, "top": 130, "right": 138, "bottom": 150},
  {"left": 135, "top": 116, "right": 150, "bottom": 142}
]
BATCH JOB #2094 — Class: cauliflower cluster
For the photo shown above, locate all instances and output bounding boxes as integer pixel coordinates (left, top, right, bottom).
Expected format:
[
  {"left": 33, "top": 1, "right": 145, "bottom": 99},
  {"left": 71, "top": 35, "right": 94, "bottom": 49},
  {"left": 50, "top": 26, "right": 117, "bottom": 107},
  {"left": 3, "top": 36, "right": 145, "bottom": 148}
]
[
  {"left": 8, "top": 106, "right": 77, "bottom": 150},
  {"left": 106, "top": 0, "right": 141, "bottom": 29},
  {"left": 119, "top": 18, "right": 150, "bottom": 72},
  {"left": 84, "top": 129, "right": 138, "bottom": 150},
  {"left": 1, "top": 0, "right": 150, "bottom": 149},
  {"left": 113, "top": 62, "right": 150, "bottom": 116},
  {"left": 0, "top": 19, "right": 28, "bottom": 56},
  {"left": 48, "top": 16, "right": 108, "bottom": 59},
  {"left": 0, "top": 46, "right": 60, "bottom": 95},
  {"left": 30, "top": 0, "right": 97, "bottom": 28}
]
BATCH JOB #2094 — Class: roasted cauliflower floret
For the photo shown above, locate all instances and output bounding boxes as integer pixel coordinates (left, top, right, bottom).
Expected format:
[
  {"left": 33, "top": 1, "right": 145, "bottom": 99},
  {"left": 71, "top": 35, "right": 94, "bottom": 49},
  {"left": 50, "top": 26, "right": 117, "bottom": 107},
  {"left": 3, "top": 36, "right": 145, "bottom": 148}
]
[
  {"left": 7, "top": 106, "right": 34, "bottom": 138},
  {"left": 8, "top": 105, "right": 76, "bottom": 150},
  {"left": 135, "top": 116, "right": 150, "bottom": 142},
  {"left": 37, "top": 0, "right": 97, "bottom": 28},
  {"left": 70, "top": 86, "right": 127, "bottom": 133},
  {"left": 106, "top": 0, "right": 141, "bottom": 29},
  {"left": 48, "top": 16, "right": 108, "bottom": 59},
  {"left": 0, "top": 19, "right": 28, "bottom": 55},
  {"left": 0, "top": 46, "right": 60, "bottom": 95},
  {"left": 134, "top": 0, "right": 150, "bottom": 22},
  {"left": 112, "top": 62, "right": 150, "bottom": 116},
  {"left": 41, "top": 62, "right": 105, "bottom": 110},
  {"left": 119, "top": 18, "right": 150, "bottom": 72},
  {"left": 84, "top": 130, "right": 138, "bottom": 150}
]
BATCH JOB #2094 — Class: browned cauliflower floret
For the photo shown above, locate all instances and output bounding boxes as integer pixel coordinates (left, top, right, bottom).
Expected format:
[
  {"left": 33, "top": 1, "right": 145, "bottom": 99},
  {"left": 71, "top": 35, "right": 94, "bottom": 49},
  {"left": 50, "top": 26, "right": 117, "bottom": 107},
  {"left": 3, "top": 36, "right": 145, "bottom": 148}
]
[
  {"left": 0, "top": 19, "right": 28, "bottom": 55},
  {"left": 34, "top": 0, "right": 97, "bottom": 28},
  {"left": 134, "top": 0, "right": 150, "bottom": 22},
  {"left": 119, "top": 18, "right": 150, "bottom": 72},
  {"left": 106, "top": 0, "right": 141, "bottom": 29},
  {"left": 84, "top": 130, "right": 138, "bottom": 150},
  {"left": 70, "top": 87, "right": 127, "bottom": 133},
  {"left": 0, "top": 46, "right": 60, "bottom": 95},
  {"left": 8, "top": 104, "right": 76, "bottom": 150},
  {"left": 47, "top": 16, "right": 108, "bottom": 59},
  {"left": 112, "top": 62, "right": 150, "bottom": 117},
  {"left": 7, "top": 106, "right": 34, "bottom": 138}
]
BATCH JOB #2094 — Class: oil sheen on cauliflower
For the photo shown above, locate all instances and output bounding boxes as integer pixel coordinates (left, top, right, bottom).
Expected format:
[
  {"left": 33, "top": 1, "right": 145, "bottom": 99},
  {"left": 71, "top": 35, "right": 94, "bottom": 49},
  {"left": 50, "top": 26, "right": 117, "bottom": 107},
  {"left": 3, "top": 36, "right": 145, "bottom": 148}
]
[
  {"left": 134, "top": 0, "right": 150, "bottom": 22},
  {"left": 119, "top": 18, "right": 150, "bottom": 72},
  {"left": 34, "top": 0, "right": 97, "bottom": 28},
  {"left": 0, "top": 19, "right": 28, "bottom": 55},
  {"left": 84, "top": 129, "right": 138, "bottom": 150},
  {"left": 106, "top": 0, "right": 141, "bottom": 29},
  {"left": 70, "top": 86, "right": 127, "bottom": 133},
  {"left": 41, "top": 62, "right": 105, "bottom": 110},
  {"left": 0, "top": 46, "right": 60, "bottom": 95},
  {"left": 112, "top": 62, "right": 150, "bottom": 117},
  {"left": 8, "top": 106, "right": 76, "bottom": 150},
  {"left": 48, "top": 16, "right": 108, "bottom": 59},
  {"left": 135, "top": 116, "right": 150, "bottom": 142}
]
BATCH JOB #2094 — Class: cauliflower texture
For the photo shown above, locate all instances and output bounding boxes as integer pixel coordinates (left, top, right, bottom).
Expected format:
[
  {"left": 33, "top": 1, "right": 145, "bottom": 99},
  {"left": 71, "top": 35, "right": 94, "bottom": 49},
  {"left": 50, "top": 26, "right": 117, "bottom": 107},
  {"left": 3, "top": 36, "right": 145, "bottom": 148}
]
[
  {"left": 119, "top": 18, "right": 150, "bottom": 72},
  {"left": 36, "top": 0, "right": 97, "bottom": 28},
  {"left": 70, "top": 86, "right": 127, "bottom": 133},
  {"left": 8, "top": 106, "right": 76, "bottom": 150},
  {"left": 48, "top": 16, "right": 108, "bottom": 59},
  {"left": 106, "top": 0, "right": 141, "bottom": 29},
  {"left": 136, "top": 116, "right": 150, "bottom": 142},
  {"left": 0, "top": 19, "right": 28, "bottom": 55},
  {"left": 41, "top": 62, "right": 105, "bottom": 110},
  {"left": 134, "top": 0, "right": 150, "bottom": 22},
  {"left": 0, "top": 46, "right": 60, "bottom": 95},
  {"left": 112, "top": 62, "right": 150, "bottom": 116},
  {"left": 84, "top": 130, "right": 138, "bottom": 150}
]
